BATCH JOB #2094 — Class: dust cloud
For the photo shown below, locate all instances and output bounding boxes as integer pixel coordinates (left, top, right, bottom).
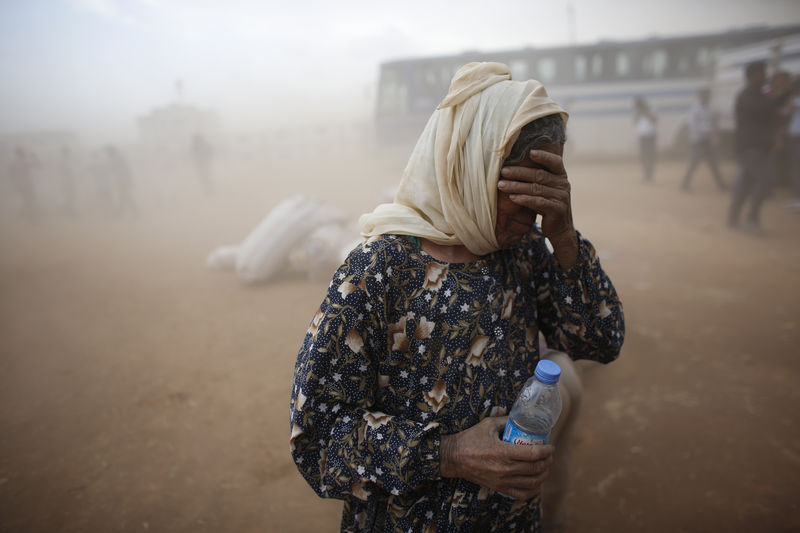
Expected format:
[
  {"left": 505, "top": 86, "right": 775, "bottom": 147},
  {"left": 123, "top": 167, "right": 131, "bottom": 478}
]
[{"left": 1, "top": 2, "right": 800, "bottom": 532}]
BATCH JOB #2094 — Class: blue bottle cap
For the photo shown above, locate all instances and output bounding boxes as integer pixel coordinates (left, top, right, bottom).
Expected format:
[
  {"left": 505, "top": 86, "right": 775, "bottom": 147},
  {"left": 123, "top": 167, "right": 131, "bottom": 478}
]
[{"left": 535, "top": 360, "right": 561, "bottom": 384}]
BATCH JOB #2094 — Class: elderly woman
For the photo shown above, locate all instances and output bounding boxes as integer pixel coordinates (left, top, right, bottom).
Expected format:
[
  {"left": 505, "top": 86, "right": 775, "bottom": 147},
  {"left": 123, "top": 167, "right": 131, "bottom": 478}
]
[{"left": 290, "top": 62, "right": 624, "bottom": 532}]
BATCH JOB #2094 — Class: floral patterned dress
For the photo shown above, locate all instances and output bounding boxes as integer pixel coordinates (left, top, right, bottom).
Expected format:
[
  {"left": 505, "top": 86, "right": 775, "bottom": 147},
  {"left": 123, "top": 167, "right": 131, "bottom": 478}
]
[{"left": 290, "top": 230, "right": 624, "bottom": 532}]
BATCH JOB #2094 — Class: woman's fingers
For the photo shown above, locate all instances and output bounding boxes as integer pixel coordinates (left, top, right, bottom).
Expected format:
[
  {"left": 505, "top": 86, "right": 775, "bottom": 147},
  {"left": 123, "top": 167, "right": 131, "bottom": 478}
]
[
  {"left": 500, "top": 167, "right": 566, "bottom": 188},
  {"left": 487, "top": 416, "right": 509, "bottom": 435},
  {"left": 442, "top": 417, "right": 556, "bottom": 497},
  {"left": 499, "top": 442, "right": 555, "bottom": 464},
  {"left": 499, "top": 180, "right": 569, "bottom": 203},
  {"left": 507, "top": 195, "right": 564, "bottom": 215},
  {"left": 499, "top": 460, "right": 553, "bottom": 481},
  {"left": 497, "top": 469, "right": 552, "bottom": 500},
  {"left": 528, "top": 149, "right": 567, "bottom": 174},
  {"left": 498, "top": 168, "right": 570, "bottom": 205},
  {"left": 501, "top": 471, "right": 551, "bottom": 491}
]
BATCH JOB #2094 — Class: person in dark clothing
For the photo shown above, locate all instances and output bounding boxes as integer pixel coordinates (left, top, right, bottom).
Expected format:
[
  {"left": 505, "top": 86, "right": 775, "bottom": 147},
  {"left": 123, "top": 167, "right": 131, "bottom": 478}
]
[{"left": 727, "top": 61, "right": 792, "bottom": 233}]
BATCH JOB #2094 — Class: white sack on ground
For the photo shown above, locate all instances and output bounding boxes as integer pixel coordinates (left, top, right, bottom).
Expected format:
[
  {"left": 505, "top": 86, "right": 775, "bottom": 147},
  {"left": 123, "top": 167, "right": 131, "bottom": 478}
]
[
  {"left": 206, "top": 245, "right": 240, "bottom": 270},
  {"left": 288, "top": 222, "right": 362, "bottom": 282},
  {"left": 235, "top": 195, "right": 347, "bottom": 284}
]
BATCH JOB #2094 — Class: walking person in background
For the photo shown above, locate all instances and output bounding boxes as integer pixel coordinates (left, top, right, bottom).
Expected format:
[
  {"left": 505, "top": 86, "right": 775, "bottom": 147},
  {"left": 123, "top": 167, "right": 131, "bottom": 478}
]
[
  {"left": 727, "top": 61, "right": 794, "bottom": 233},
  {"left": 634, "top": 97, "right": 658, "bottom": 183},
  {"left": 681, "top": 88, "right": 727, "bottom": 192}
]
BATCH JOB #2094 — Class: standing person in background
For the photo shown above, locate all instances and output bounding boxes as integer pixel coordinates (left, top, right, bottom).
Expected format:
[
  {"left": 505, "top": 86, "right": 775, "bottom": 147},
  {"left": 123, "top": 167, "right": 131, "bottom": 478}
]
[
  {"left": 680, "top": 88, "right": 727, "bottom": 192},
  {"left": 634, "top": 97, "right": 657, "bottom": 183},
  {"left": 786, "top": 76, "right": 800, "bottom": 212},
  {"left": 60, "top": 146, "right": 77, "bottom": 216},
  {"left": 106, "top": 145, "right": 139, "bottom": 219},
  {"left": 89, "top": 149, "right": 113, "bottom": 217},
  {"left": 727, "top": 61, "right": 793, "bottom": 233},
  {"left": 191, "top": 134, "right": 214, "bottom": 194},
  {"left": 8, "top": 147, "right": 40, "bottom": 222},
  {"left": 767, "top": 70, "right": 794, "bottom": 194}
]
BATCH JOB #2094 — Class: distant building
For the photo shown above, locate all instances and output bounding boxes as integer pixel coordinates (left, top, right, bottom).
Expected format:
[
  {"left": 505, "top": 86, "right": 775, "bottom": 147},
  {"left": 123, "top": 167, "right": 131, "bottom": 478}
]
[{"left": 137, "top": 103, "right": 221, "bottom": 164}]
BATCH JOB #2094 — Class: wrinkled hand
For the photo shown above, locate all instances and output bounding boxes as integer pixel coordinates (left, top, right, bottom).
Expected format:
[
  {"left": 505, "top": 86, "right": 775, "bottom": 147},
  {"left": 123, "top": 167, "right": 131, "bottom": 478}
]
[
  {"left": 440, "top": 416, "right": 554, "bottom": 501},
  {"left": 498, "top": 149, "right": 579, "bottom": 268}
]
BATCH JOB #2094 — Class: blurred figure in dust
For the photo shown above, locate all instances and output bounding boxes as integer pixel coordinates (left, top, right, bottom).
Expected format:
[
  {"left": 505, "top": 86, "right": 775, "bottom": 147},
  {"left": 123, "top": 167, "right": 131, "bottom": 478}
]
[
  {"left": 105, "top": 145, "right": 139, "bottom": 218},
  {"left": 7, "top": 147, "right": 40, "bottom": 221},
  {"left": 191, "top": 133, "right": 214, "bottom": 194},
  {"left": 727, "top": 61, "right": 793, "bottom": 233},
  {"left": 59, "top": 146, "right": 77, "bottom": 216},
  {"left": 680, "top": 88, "right": 727, "bottom": 192},
  {"left": 786, "top": 75, "right": 800, "bottom": 212},
  {"left": 88, "top": 149, "right": 113, "bottom": 217},
  {"left": 634, "top": 97, "right": 657, "bottom": 183},
  {"left": 766, "top": 70, "right": 793, "bottom": 193}
]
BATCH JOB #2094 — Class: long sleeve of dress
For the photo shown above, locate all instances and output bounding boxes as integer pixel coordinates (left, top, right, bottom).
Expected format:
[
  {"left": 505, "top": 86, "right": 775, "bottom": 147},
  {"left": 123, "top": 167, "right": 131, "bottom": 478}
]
[
  {"left": 530, "top": 230, "right": 624, "bottom": 363},
  {"left": 290, "top": 241, "right": 442, "bottom": 501}
]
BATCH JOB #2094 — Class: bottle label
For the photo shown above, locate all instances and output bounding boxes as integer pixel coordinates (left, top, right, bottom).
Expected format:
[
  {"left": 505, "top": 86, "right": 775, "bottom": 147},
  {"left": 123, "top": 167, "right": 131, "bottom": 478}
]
[{"left": 502, "top": 419, "right": 549, "bottom": 446}]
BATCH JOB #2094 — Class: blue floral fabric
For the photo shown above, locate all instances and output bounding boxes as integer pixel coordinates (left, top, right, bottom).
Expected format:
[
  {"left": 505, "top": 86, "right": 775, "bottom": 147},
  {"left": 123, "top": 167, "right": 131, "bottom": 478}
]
[{"left": 290, "top": 230, "right": 624, "bottom": 532}]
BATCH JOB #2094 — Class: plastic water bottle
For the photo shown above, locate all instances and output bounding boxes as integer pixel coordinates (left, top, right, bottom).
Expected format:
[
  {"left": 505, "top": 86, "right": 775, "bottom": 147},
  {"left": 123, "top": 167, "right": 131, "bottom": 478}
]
[{"left": 502, "top": 360, "right": 562, "bottom": 446}]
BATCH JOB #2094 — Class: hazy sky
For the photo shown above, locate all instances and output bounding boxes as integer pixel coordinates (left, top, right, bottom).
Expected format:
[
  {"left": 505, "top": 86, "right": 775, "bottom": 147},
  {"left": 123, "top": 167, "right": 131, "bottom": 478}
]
[{"left": 1, "top": 0, "right": 798, "bottom": 141}]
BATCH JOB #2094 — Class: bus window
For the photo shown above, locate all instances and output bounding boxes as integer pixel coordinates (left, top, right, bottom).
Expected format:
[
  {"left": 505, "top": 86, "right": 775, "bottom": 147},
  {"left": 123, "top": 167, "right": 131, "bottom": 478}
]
[
  {"left": 696, "top": 47, "right": 712, "bottom": 68},
  {"left": 574, "top": 55, "right": 587, "bottom": 81},
  {"left": 591, "top": 54, "right": 604, "bottom": 78},
  {"left": 377, "top": 69, "right": 408, "bottom": 116},
  {"left": 510, "top": 59, "right": 530, "bottom": 80},
  {"left": 615, "top": 52, "right": 631, "bottom": 77},
  {"left": 677, "top": 54, "right": 690, "bottom": 74},
  {"left": 536, "top": 57, "right": 557, "bottom": 82},
  {"left": 424, "top": 69, "right": 438, "bottom": 89},
  {"left": 643, "top": 48, "right": 669, "bottom": 78},
  {"left": 441, "top": 66, "right": 452, "bottom": 84}
]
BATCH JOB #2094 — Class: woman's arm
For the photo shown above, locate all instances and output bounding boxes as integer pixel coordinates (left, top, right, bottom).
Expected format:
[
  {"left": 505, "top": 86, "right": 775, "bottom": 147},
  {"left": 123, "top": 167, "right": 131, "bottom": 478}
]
[
  {"left": 497, "top": 149, "right": 624, "bottom": 362},
  {"left": 290, "top": 241, "right": 443, "bottom": 499},
  {"left": 530, "top": 230, "right": 625, "bottom": 363}
]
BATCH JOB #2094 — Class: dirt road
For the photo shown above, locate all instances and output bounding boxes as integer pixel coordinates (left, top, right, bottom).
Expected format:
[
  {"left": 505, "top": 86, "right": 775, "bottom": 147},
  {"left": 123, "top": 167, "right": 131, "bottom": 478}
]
[{"left": 1, "top": 153, "right": 798, "bottom": 532}]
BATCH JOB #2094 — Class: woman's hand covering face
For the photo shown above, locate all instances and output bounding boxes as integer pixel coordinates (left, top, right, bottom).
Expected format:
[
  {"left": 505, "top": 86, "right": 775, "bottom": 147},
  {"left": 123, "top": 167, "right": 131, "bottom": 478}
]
[{"left": 497, "top": 144, "right": 574, "bottom": 246}]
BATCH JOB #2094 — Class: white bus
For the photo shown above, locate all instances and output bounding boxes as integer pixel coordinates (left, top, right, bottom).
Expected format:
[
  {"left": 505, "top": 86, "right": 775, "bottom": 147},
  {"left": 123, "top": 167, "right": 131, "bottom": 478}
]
[{"left": 375, "top": 25, "right": 800, "bottom": 159}]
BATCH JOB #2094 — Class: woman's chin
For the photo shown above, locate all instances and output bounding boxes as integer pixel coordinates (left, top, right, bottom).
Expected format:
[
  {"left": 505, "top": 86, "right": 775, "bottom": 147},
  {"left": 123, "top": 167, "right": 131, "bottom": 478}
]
[{"left": 498, "top": 234, "right": 524, "bottom": 249}]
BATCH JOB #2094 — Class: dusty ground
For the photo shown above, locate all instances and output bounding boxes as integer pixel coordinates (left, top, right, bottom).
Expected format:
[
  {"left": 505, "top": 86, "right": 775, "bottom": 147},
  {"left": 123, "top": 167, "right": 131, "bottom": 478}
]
[{"left": 1, "top": 150, "right": 799, "bottom": 533}]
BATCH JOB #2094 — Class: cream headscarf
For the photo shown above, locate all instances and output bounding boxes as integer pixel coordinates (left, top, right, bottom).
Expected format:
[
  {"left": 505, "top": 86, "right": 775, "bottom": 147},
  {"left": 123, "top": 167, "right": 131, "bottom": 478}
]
[{"left": 359, "top": 62, "right": 568, "bottom": 256}]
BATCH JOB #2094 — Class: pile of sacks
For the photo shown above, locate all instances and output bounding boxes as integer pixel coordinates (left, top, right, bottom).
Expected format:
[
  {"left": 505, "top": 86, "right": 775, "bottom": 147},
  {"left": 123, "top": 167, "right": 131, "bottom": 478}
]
[{"left": 206, "top": 195, "right": 363, "bottom": 284}]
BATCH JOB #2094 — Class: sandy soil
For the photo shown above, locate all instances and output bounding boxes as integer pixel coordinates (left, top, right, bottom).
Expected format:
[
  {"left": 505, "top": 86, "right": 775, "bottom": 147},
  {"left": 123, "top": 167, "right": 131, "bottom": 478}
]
[{"left": 1, "top": 151, "right": 798, "bottom": 533}]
